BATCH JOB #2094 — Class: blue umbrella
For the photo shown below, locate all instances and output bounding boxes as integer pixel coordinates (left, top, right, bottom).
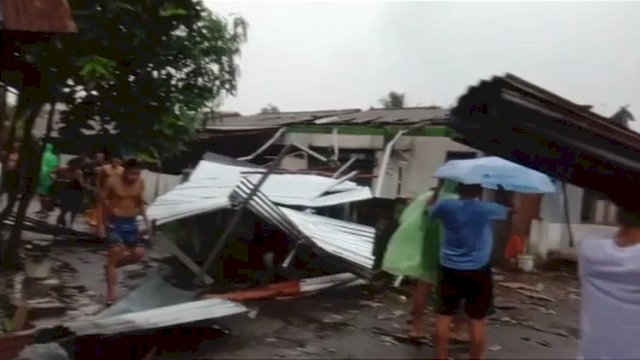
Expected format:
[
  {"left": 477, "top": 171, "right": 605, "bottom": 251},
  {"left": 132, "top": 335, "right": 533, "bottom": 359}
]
[{"left": 434, "top": 156, "right": 555, "bottom": 194}]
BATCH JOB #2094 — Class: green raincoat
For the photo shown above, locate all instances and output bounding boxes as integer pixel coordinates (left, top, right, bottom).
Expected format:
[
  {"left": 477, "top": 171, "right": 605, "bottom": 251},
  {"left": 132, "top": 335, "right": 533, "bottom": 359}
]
[
  {"left": 37, "top": 144, "right": 59, "bottom": 196},
  {"left": 382, "top": 180, "right": 459, "bottom": 283}
]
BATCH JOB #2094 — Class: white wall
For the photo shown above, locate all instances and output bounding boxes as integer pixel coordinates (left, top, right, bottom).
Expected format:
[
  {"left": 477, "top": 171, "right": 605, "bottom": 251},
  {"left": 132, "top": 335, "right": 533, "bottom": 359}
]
[
  {"left": 539, "top": 182, "right": 584, "bottom": 224},
  {"left": 528, "top": 219, "right": 617, "bottom": 261},
  {"left": 402, "top": 136, "right": 475, "bottom": 197},
  {"left": 281, "top": 132, "right": 475, "bottom": 199},
  {"left": 281, "top": 154, "right": 309, "bottom": 171},
  {"left": 284, "top": 132, "right": 384, "bottom": 149}
]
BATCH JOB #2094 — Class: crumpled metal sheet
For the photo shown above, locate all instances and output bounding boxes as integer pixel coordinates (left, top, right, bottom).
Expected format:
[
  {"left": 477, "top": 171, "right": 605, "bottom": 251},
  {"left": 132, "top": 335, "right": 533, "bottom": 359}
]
[
  {"left": 65, "top": 297, "right": 247, "bottom": 336},
  {"left": 148, "top": 159, "right": 372, "bottom": 225},
  {"left": 14, "top": 343, "right": 70, "bottom": 360},
  {"left": 231, "top": 178, "right": 375, "bottom": 278},
  {"left": 96, "top": 271, "right": 195, "bottom": 319}
]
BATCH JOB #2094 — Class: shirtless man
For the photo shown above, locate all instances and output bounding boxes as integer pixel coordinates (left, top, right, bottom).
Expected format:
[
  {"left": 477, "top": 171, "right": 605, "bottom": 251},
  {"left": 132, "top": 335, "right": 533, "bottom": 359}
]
[
  {"left": 100, "top": 159, "right": 151, "bottom": 304},
  {"left": 96, "top": 155, "right": 123, "bottom": 235}
]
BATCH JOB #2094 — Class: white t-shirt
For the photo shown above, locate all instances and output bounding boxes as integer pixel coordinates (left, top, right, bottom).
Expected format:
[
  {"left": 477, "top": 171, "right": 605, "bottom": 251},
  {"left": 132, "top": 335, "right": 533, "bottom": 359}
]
[{"left": 579, "top": 237, "right": 640, "bottom": 360}]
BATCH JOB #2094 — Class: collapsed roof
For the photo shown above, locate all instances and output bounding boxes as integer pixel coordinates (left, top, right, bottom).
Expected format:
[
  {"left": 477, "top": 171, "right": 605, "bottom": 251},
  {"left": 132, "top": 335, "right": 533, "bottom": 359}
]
[
  {"left": 147, "top": 155, "right": 376, "bottom": 277},
  {"left": 148, "top": 159, "right": 373, "bottom": 224},
  {"left": 450, "top": 74, "right": 640, "bottom": 209}
]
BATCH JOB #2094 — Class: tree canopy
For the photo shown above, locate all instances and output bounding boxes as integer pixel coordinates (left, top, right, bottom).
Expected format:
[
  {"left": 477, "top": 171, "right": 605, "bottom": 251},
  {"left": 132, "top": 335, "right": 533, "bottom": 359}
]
[
  {"left": 0, "top": 0, "right": 248, "bottom": 267},
  {"left": 260, "top": 103, "right": 280, "bottom": 114},
  {"left": 49, "top": 0, "right": 248, "bottom": 162},
  {"left": 379, "top": 91, "right": 406, "bottom": 109}
]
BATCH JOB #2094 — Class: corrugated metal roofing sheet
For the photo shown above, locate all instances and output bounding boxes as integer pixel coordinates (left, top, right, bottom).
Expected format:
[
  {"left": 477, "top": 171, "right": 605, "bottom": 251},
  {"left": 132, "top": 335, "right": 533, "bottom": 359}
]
[
  {"left": 213, "top": 109, "right": 361, "bottom": 127},
  {"left": 148, "top": 158, "right": 373, "bottom": 225},
  {"left": 66, "top": 298, "right": 247, "bottom": 336},
  {"left": 315, "top": 107, "right": 449, "bottom": 125},
  {"left": 0, "top": 0, "right": 77, "bottom": 33},
  {"left": 451, "top": 73, "right": 640, "bottom": 209},
  {"left": 231, "top": 178, "right": 375, "bottom": 277},
  {"left": 207, "top": 107, "right": 449, "bottom": 129}
]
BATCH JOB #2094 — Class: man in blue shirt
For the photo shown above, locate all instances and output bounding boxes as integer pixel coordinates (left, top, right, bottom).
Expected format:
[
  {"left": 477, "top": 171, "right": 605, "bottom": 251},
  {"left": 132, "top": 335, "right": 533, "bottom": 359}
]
[{"left": 430, "top": 183, "right": 509, "bottom": 360}]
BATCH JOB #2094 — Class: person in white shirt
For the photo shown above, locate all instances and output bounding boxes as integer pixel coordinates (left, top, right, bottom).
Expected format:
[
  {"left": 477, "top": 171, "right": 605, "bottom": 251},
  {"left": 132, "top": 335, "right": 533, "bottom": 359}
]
[{"left": 579, "top": 203, "right": 640, "bottom": 360}]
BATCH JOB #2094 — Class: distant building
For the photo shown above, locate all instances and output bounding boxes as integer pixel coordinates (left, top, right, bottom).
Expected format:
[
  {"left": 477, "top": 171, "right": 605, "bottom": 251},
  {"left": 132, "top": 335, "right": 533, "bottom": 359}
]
[{"left": 205, "top": 106, "right": 477, "bottom": 199}]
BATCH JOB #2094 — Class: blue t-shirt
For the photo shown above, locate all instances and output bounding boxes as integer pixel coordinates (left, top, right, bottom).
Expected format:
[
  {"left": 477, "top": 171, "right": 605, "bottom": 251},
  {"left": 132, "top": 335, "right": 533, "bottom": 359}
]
[{"left": 430, "top": 199, "right": 509, "bottom": 270}]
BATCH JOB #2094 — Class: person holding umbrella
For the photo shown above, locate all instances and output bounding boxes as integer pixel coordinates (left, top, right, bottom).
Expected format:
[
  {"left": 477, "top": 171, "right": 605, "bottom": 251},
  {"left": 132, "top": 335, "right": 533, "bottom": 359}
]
[{"left": 430, "top": 156, "right": 554, "bottom": 360}]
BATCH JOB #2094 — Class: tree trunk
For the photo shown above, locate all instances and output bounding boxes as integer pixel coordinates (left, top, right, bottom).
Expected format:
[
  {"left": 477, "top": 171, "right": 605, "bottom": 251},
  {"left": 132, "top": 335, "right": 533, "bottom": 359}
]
[{"left": 0, "top": 101, "right": 45, "bottom": 270}]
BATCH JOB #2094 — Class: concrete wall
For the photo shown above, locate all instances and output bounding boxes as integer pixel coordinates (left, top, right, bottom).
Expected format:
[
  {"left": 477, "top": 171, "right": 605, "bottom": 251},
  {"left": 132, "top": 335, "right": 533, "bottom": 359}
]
[
  {"left": 281, "top": 132, "right": 475, "bottom": 199},
  {"left": 401, "top": 137, "right": 475, "bottom": 197},
  {"left": 539, "top": 182, "right": 584, "bottom": 224},
  {"left": 281, "top": 154, "right": 309, "bottom": 171},
  {"left": 284, "top": 132, "right": 384, "bottom": 150},
  {"left": 528, "top": 219, "right": 617, "bottom": 261}
]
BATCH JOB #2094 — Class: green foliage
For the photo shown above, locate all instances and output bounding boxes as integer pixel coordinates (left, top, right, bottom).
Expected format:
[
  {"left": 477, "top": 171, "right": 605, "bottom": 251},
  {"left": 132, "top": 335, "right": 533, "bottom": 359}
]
[
  {"left": 52, "top": 0, "right": 248, "bottom": 162},
  {"left": 379, "top": 91, "right": 406, "bottom": 109},
  {"left": 260, "top": 103, "right": 280, "bottom": 114}
]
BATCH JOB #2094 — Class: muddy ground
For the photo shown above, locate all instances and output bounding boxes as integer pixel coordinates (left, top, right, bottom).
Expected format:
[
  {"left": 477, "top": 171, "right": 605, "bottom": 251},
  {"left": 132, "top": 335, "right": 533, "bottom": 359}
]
[
  {"left": 154, "top": 270, "right": 580, "bottom": 359},
  {"left": 1, "top": 204, "right": 580, "bottom": 360}
]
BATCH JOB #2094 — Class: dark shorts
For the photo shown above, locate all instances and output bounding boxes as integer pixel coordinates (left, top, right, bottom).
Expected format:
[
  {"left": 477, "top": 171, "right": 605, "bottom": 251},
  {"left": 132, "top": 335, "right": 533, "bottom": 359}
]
[
  {"left": 107, "top": 217, "right": 141, "bottom": 248},
  {"left": 437, "top": 264, "right": 494, "bottom": 319}
]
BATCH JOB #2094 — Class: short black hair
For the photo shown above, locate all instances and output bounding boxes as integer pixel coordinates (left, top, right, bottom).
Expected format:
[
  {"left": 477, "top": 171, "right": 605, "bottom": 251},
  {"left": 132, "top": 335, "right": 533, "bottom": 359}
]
[
  {"left": 457, "top": 183, "right": 483, "bottom": 198},
  {"left": 123, "top": 158, "right": 141, "bottom": 170}
]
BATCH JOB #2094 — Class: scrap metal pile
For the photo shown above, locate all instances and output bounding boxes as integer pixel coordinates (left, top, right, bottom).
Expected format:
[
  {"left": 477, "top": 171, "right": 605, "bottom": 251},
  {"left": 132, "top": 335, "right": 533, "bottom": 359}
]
[{"left": 450, "top": 74, "right": 640, "bottom": 209}]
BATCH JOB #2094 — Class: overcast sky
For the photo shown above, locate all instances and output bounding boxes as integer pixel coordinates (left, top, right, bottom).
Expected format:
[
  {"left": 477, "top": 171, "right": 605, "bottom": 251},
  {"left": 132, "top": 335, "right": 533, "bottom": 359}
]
[{"left": 206, "top": 1, "right": 640, "bottom": 131}]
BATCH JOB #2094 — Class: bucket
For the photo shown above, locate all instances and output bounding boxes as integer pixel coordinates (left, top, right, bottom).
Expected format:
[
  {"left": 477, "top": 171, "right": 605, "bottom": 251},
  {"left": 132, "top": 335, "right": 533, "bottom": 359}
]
[
  {"left": 23, "top": 257, "right": 52, "bottom": 279},
  {"left": 517, "top": 254, "right": 534, "bottom": 272}
]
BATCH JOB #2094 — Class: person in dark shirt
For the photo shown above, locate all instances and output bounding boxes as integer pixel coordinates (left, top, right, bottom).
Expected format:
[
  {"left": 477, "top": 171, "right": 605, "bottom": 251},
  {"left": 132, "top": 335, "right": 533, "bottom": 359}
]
[{"left": 52, "top": 157, "right": 86, "bottom": 228}]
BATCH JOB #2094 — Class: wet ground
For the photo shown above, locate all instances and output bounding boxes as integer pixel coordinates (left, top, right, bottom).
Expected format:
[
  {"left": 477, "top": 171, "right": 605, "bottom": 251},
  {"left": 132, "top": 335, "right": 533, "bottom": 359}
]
[
  {"left": 1, "top": 203, "right": 580, "bottom": 359},
  {"left": 148, "top": 269, "right": 579, "bottom": 360}
]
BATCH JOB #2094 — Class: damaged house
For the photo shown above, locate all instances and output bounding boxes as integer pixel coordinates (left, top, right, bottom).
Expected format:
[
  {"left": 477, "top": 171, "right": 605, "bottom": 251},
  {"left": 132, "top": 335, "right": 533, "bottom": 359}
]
[{"left": 147, "top": 154, "right": 377, "bottom": 287}]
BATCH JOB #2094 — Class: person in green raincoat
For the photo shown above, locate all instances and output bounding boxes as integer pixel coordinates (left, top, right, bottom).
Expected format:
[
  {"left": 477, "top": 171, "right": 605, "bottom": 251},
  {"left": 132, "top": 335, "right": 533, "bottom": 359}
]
[
  {"left": 36, "top": 143, "right": 60, "bottom": 214},
  {"left": 382, "top": 180, "right": 466, "bottom": 339}
]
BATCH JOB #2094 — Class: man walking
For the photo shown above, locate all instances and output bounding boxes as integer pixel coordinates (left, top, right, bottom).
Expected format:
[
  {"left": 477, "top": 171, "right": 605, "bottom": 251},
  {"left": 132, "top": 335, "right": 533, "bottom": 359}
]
[
  {"left": 578, "top": 202, "right": 640, "bottom": 360},
  {"left": 430, "top": 184, "right": 508, "bottom": 360},
  {"left": 96, "top": 154, "right": 123, "bottom": 236},
  {"left": 100, "top": 159, "right": 151, "bottom": 304}
]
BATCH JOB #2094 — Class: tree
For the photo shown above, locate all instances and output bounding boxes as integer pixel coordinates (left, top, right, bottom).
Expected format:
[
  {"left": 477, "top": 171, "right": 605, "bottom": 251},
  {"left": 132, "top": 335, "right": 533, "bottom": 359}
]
[
  {"left": 0, "top": 0, "right": 248, "bottom": 268},
  {"left": 57, "top": 0, "right": 248, "bottom": 162},
  {"left": 379, "top": 91, "right": 406, "bottom": 109},
  {"left": 260, "top": 103, "right": 280, "bottom": 114}
]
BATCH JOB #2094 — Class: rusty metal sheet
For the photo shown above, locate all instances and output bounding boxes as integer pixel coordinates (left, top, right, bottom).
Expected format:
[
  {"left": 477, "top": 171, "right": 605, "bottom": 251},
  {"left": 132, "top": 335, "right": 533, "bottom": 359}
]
[{"left": 0, "top": 0, "right": 77, "bottom": 33}]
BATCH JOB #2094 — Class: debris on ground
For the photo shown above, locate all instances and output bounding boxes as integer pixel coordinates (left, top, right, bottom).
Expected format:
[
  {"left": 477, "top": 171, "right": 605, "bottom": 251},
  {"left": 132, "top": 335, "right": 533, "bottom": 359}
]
[
  {"left": 247, "top": 309, "right": 259, "bottom": 319},
  {"left": 15, "top": 343, "right": 70, "bottom": 360},
  {"left": 359, "top": 300, "right": 384, "bottom": 308},
  {"left": 371, "top": 326, "right": 434, "bottom": 347},
  {"left": 323, "top": 314, "right": 345, "bottom": 324},
  {"left": 537, "top": 340, "right": 552, "bottom": 348},
  {"left": 488, "top": 345, "right": 503, "bottom": 351},
  {"left": 516, "top": 290, "right": 555, "bottom": 302},
  {"left": 499, "top": 282, "right": 542, "bottom": 292}
]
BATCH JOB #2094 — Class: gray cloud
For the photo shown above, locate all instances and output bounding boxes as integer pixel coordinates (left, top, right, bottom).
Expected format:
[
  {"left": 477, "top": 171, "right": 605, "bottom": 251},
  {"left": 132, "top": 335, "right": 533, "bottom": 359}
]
[{"left": 207, "top": 1, "right": 640, "bottom": 131}]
